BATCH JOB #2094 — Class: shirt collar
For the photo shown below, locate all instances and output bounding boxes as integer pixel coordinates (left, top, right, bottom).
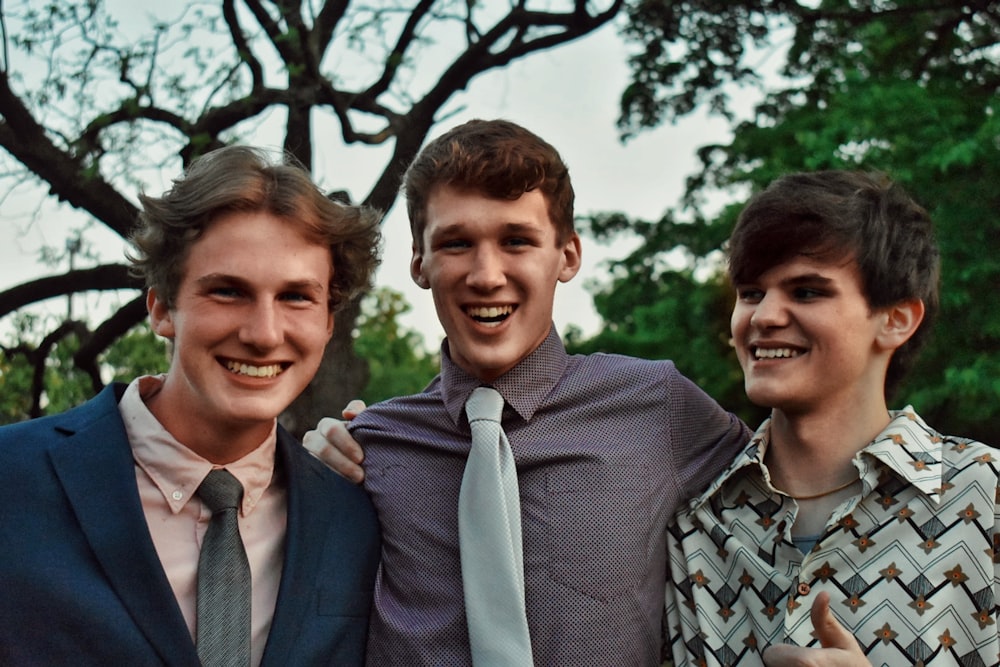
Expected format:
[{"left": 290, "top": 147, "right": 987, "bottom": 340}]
[
  {"left": 686, "top": 406, "right": 947, "bottom": 511},
  {"left": 863, "top": 406, "right": 947, "bottom": 501},
  {"left": 439, "top": 324, "right": 569, "bottom": 426},
  {"left": 119, "top": 375, "right": 278, "bottom": 516}
]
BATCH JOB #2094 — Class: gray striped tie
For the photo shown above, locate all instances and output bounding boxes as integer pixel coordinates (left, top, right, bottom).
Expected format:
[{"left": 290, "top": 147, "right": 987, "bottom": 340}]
[{"left": 196, "top": 469, "right": 251, "bottom": 667}]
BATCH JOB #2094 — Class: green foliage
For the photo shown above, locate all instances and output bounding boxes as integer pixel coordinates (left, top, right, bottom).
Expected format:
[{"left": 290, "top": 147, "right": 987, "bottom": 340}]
[
  {"left": 585, "top": 0, "right": 1000, "bottom": 441},
  {"left": 0, "top": 315, "right": 169, "bottom": 423},
  {"left": 101, "top": 326, "right": 171, "bottom": 384},
  {"left": 0, "top": 344, "right": 34, "bottom": 424},
  {"left": 354, "top": 287, "right": 439, "bottom": 405}
]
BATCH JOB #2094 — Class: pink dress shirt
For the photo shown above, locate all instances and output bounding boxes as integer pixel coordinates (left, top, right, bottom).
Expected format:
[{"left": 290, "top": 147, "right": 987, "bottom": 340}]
[{"left": 118, "top": 375, "right": 287, "bottom": 667}]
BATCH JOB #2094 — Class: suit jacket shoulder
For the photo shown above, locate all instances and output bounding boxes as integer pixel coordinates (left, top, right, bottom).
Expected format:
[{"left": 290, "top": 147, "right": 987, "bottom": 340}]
[{"left": 0, "top": 384, "right": 200, "bottom": 666}]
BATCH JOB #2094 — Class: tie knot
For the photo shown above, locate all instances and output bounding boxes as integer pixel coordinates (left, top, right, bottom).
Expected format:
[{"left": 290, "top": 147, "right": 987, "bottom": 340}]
[
  {"left": 197, "top": 469, "right": 244, "bottom": 513},
  {"left": 465, "top": 386, "right": 504, "bottom": 424}
]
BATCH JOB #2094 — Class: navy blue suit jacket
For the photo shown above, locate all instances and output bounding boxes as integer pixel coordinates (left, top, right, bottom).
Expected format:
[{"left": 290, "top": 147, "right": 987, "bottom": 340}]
[{"left": 0, "top": 384, "right": 380, "bottom": 666}]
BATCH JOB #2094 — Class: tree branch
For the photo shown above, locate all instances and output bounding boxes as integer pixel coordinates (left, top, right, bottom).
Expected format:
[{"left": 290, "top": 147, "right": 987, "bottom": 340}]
[
  {"left": 0, "top": 72, "right": 139, "bottom": 238},
  {"left": 0, "top": 264, "right": 140, "bottom": 319},
  {"left": 314, "top": 0, "right": 350, "bottom": 56},
  {"left": 73, "top": 294, "right": 148, "bottom": 392},
  {"left": 223, "top": 0, "right": 265, "bottom": 89}
]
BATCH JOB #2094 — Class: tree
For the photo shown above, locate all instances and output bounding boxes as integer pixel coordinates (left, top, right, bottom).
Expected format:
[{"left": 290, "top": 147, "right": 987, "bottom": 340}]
[
  {"left": 0, "top": 312, "right": 169, "bottom": 421},
  {"left": 580, "top": 1, "right": 1000, "bottom": 440},
  {"left": 354, "top": 286, "right": 438, "bottom": 404},
  {"left": 0, "top": 0, "right": 623, "bottom": 433}
]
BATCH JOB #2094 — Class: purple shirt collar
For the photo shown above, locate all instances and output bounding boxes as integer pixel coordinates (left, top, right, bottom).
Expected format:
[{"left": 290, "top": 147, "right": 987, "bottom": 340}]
[{"left": 438, "top": 324, "right": 569, "bottom": 426}]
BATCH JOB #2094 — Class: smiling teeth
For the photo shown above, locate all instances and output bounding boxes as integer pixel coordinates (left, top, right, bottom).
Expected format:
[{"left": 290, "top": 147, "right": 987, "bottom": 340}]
[
  {"left": 467, "top": 305, "right": 514, "bottom": 320},
  {"left": 754, "top": 348, "right": 799, "bottom": 359},
  {"left": 226, "top": 361, "right": 284, "bottom": 377}
]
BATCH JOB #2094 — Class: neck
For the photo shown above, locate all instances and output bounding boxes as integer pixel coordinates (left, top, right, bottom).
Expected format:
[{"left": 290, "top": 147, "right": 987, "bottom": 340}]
[
  {"left": 764, "top": 395, "right": 891, "bottom": 497},
  {"left": 144, "top": 391, "right": 274, "bottom": 464}
]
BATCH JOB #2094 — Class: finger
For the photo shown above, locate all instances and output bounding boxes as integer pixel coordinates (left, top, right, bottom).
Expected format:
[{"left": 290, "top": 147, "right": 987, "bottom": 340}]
[
  {"left": 320, "top": 416, "right": 366, "bottom": 465},
  {"left": 342, "top": 399, "right": 368, "bottom": 420},
  {"left": 810, "top": 592, "right": 857, "bottom": 651},
  {"left": 761, "top": 643, "right": 802, "bottom": 666},
  {"left": 302, "top": 419, "right": 366, "bottom": 483}
]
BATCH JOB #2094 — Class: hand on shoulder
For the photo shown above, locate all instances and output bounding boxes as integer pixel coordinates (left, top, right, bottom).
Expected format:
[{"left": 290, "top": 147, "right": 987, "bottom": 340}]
[{"left": 302, "top": 400, "right": 368, "bottom": 483}]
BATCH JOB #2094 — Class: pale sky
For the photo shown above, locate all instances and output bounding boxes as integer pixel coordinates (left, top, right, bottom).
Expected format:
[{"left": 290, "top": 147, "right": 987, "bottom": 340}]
[{"left": 0, "top": 7, "right": 741, "bottom": 351}]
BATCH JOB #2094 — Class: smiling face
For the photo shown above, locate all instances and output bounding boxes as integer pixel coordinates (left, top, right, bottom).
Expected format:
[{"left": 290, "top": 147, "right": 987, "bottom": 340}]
[
  {"left": 147, "top": 210, "right": 334, "bottom": 461},
  {"left": 411, "top": 184, "right": 581, "bottom": 382},
  {"left": 730, "top": 255, "right": 898, "bottom": 417}
]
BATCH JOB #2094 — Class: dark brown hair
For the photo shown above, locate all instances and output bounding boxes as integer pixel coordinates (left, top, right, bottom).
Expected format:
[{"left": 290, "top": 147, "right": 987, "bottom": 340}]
[
  {"left": 403, "top": 119, "right": 575, "bottom": 250},
  {"left": 728, "top": 170, "right": 940, "bottom": 397}
]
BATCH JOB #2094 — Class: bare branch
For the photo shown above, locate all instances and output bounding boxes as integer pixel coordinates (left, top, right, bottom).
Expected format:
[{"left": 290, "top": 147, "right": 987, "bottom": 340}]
[
  {"left": 363, "top": 0, "right": 436, "bottom": 101},
  {"left": 0, "top": 72, "right": 139, "bottom": 238},
  {"left": 243, "top": 0, "right": 299, "bottom": 64},
  {"left": 73, "top": 294, "right": 148, "bottom": 389},
  {"left": 314, "top": 0, "right": 350, "bottom": 55},
  {"left": 223, "top": 0, "right": 265, "bottom": 88},
  {"left": 0, "top": 264, "right": 139, "bottom": 318}
]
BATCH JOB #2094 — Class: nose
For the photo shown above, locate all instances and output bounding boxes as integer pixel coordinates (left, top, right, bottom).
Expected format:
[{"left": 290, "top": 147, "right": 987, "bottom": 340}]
[
  {"left": 466, "top": 245, "right": 506, "bottom": 291},
  {"left": 749, "top": 291, "right": 787, "bottom": 328},
  {"left": 239, "top": 299, "right": 284, "bottom": 349}
]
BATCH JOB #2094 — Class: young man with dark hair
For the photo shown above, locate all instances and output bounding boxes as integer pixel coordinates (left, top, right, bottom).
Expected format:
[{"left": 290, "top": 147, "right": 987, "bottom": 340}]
[
  {"left": 0, "top": 146, "right": 384, "bottom": 666},
  {"left": 308, "top": 119, "right": 750, "bottom": 665},
  {"left": 664, "top": 171, "right": 998, "bottom": 666}
]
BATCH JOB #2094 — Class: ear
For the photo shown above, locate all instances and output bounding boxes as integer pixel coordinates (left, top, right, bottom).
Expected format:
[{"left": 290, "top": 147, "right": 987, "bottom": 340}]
[
  {"left": 876, "top": 298, "right": 925, "bottom": 352},
  {"left": 557, "top": 233, "right": 583, "bottom": 283},
  {"left": 325, "top": 309, "right": 336, "bottom": 340},
  {"left": 410, "top": 244, "right": 430, "bottom": 289},
  {"left": 147, "top": 288, "right": 176, "bottom": 339}
]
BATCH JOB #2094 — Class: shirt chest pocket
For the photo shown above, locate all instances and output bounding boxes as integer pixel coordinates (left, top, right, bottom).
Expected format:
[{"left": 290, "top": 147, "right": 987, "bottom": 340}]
[{"left": 543, "top": 463, "right": 652, "bottom": 601}]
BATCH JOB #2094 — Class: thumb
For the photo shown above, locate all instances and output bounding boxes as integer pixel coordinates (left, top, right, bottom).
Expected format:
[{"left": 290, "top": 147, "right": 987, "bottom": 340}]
[{"left": 811, "top": 591, "right": 856, "bottom": 650}]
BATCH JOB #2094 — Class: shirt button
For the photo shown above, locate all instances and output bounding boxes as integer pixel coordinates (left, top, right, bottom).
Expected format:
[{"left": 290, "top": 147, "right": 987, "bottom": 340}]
[
  {"left": 797, "top": 582, "right": 811, "bottom": 596},
  {"left": 172, "top": 490, "right": 183, "bottom": 501}
]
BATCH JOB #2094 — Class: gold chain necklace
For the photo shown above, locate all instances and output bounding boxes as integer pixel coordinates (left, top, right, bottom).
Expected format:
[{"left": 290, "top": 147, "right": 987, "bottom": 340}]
[{"left": 783, "top": 477, "right": 860, "bottom": 501}]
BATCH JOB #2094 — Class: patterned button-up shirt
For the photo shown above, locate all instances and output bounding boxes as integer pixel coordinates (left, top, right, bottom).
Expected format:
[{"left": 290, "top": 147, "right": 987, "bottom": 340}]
[
  {"left": 664, "top": 408, "right": 1000, "bottom": 666},
  {"left": 351, "top": 326, "right": 750, "bottom": 666}
]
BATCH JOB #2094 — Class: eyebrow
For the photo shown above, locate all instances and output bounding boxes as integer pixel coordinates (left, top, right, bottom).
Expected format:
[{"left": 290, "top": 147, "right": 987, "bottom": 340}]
[
  {"left": 432, "top": 220, "right": 546, "bottom": 236},
  {"left": 734, "top": 272, "right": 838, "bottom": 289},
  {"left": 781, "top": 273, "right": 836, "bottom": 287},
  {"left": 194, "top": 273, "right": 327, "bottom": 293}
]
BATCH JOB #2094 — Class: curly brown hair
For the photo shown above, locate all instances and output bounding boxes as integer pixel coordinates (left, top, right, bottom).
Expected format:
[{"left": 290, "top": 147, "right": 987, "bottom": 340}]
[{"left": 129, "top": 145, "right": 382, "bottom": 311}]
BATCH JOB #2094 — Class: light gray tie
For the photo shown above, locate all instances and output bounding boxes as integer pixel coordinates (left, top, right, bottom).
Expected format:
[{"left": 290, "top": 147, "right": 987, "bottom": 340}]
[
  {"left": 459, "top": 386, "right": 534, "bottom": 665},
  {"left": 196, "top": 469, "right": 252, "bottom": 667}
]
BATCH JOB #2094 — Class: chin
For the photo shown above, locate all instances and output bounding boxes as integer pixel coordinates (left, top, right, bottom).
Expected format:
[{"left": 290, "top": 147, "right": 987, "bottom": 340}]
[{"left": 744, "top": 385, "right": 786, "bottom": 411}]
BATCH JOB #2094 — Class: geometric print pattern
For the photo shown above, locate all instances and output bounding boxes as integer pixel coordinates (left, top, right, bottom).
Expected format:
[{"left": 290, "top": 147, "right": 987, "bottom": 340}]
[{"left": 664, "top": 408, "right": 999, "bottom": 666}]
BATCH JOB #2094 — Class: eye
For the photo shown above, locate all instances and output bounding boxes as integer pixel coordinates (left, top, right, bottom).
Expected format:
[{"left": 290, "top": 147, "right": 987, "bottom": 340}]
[
  {"left": 737, "top": 287, "right": 763, "bottom": 303},
  {"left": 437, "top": 238, "right": 470, "bottom": 251},
  {"left": 209, "top": 286, "right": 243, "bottom": 299},
  {"left": 793, "top": 287, "right": 826, "bottom": 300}
]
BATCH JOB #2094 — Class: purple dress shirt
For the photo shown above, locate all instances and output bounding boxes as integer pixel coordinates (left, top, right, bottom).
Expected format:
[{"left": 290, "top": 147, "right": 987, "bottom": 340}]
[{"left": 351, "top": 327, "right": 750, "bottom": 666}]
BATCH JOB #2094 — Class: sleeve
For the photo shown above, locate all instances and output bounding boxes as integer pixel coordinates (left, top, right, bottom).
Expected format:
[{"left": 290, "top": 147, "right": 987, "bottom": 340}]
[
  {"left": 994, "top": 476, "right": 1000, "bottom": 642},
  {"left": 664, "top": 365, "right": 751, "bottom": 499}
]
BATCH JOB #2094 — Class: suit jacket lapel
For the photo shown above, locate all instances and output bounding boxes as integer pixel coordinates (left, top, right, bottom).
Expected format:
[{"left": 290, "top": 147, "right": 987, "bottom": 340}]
[
  {"left": 47, "top": 386, "right": 199, "bottom": 666},
  {"left": 261, "top": 429, "right": 335, "bottom": 660}
]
